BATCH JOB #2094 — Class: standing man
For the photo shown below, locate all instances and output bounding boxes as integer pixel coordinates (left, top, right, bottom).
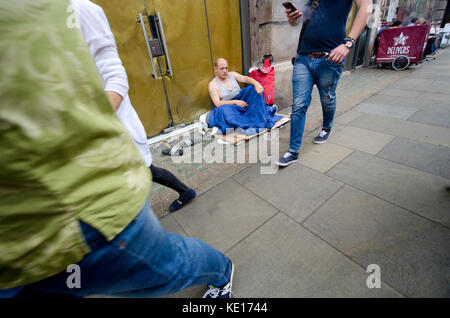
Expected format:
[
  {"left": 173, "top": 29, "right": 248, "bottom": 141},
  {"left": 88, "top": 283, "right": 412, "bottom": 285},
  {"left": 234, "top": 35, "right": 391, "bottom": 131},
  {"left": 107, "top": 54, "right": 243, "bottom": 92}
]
[{"left": 276, "top": 0, "right": 372, "bottom": 166}]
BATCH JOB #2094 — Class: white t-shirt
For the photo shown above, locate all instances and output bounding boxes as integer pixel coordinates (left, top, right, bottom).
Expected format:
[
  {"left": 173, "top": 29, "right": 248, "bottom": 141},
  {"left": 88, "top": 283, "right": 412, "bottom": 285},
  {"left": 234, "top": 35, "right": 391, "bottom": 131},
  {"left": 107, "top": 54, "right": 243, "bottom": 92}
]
[{"left": 71, "top": 0, "right": 152, "bottom": 167}]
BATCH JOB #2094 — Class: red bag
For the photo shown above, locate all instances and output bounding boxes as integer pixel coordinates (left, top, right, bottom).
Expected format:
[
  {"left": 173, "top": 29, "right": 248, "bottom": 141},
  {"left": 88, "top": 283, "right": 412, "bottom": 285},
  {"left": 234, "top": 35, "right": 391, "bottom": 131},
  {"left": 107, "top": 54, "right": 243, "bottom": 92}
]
[{"left": 250, "top": 54, "right": 275, "bottom": 106}]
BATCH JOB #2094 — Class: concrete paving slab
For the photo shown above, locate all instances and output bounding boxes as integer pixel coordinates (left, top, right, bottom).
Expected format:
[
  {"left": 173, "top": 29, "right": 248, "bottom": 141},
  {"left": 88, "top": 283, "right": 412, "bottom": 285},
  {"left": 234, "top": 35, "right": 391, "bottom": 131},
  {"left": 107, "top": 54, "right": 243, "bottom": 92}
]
[
  {"left": 227, "top": 213, "right": 403, "bottom": 297},
  {"left": 431, "top": 80, "right": 450, "bottom": 95},
  {"left": 335, "top": 110, "right": 363, "bottom": 125},
  {"left": 378, "top": 94, "right": 424, "bottom": 107},
  {"left": 411, "top": 72, "right": 450, "bottom": 82},
  {"left": 159, "top": 214, "right": 187, "bottom": 236},
  {"left": 174, "top": 178, "right": 278, "bottom": 252},
  {"left": 233, "top": 163, "right": 343, "bottom": 223},
  {"left": 297, "top": 136, "right": 354, "bottom": 173},
  {"left": 414, "top": 93, "right": 450, "bottom": 114},
  {"left": 393, "top": 78, "right": 448, "bottom": 94},
  {"left": 327, "top": 151, "right": 450, "bottom": 228},
  {"left": 353, "top": 102, "right": 418, "bottom": 120},
  {"left": 309, "top": 125, "right": 395, "bottom": 155},
  {"left": 408, "top": 109, "right": 450, "bottom": 129},
  {"left": 348, "top": 113, "right": 450, "bottom": 147},
  {"left": 416, "top": 91, "right": 450, "bottom": 103},
  {"left": 378, "top": 88, "right": 422, "bottom": 98},
  {"left": 304, "top": 186, "right": 450, "bottom": 297},
  {"left": 378, "top": 137, "right": 450, "bottom": 179},
  {"left": 362, "top": 94, "right": 450, "bottom": 113}
]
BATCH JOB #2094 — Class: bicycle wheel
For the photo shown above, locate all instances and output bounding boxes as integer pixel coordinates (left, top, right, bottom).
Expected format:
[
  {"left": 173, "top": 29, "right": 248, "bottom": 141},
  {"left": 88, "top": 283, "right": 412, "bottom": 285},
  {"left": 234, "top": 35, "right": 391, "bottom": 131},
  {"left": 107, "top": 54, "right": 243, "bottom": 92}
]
[{"left": 392, "top": 55, "right": 410, "bottom": 71}]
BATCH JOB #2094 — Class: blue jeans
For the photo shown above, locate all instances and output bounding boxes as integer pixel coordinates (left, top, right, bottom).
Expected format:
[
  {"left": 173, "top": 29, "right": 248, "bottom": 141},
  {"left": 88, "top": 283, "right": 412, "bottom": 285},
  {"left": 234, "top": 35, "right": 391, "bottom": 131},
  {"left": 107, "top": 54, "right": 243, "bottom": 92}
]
[
  {"left": 289, "top": 55, "right": 344, "bottom": 153},
  {"left": 0, "top": 200, "right": 231, "bottom": 298}
]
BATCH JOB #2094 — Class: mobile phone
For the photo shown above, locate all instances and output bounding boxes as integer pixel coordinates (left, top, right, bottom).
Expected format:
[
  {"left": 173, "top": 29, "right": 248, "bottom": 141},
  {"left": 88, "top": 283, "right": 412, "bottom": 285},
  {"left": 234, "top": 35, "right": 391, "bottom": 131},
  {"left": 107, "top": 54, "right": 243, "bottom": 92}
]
[{"left": 282, "top": 2, "right": 298, "bottom": 12}]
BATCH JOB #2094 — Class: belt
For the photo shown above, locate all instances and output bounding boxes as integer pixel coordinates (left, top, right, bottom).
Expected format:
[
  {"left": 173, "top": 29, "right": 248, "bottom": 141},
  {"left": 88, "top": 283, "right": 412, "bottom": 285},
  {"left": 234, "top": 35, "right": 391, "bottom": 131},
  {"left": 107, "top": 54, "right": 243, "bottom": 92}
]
[{"left": 300, "top": 52, "right": 329, "bottom": 58}]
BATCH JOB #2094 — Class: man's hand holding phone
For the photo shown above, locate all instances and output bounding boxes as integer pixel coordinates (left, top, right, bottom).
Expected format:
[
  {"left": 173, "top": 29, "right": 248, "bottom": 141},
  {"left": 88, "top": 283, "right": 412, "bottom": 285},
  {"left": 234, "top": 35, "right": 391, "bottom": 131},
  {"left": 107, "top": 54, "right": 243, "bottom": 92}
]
[{"left": 283, "top": 2, "right": 302, "bottom": 26}]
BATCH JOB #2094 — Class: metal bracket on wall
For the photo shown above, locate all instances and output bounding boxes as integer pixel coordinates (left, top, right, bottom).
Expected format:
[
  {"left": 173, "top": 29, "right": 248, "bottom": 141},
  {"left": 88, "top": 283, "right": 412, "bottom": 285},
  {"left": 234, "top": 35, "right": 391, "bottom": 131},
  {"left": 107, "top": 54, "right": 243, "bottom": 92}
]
[
  {"left": 155, "top": 12, "right": 173, "bottom": 77},
  {"left": 137, "top": 13, "right": 158, "bottom": 79},
  {"left": 137, "top": 12, "right": 173, "bottom": 78}
]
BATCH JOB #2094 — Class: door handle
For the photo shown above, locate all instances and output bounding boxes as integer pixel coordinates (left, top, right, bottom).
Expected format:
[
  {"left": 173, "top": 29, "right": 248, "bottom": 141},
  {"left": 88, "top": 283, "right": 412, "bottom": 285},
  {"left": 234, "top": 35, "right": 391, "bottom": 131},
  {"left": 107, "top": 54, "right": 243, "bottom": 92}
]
[
  {"left": 155, "top": 12, "right": 173, "bottom": 77},
  {"left": 138, "top": 13, "right": 158, "bottom": 79}
]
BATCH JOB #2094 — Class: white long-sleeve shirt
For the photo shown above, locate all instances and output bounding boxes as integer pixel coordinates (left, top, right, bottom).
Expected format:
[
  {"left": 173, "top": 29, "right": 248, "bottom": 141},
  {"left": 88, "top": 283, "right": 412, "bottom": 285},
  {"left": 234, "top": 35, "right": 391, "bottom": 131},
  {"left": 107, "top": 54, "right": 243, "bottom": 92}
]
[{"left": 71, "top": 0, "right": 152, "bottom": 167}]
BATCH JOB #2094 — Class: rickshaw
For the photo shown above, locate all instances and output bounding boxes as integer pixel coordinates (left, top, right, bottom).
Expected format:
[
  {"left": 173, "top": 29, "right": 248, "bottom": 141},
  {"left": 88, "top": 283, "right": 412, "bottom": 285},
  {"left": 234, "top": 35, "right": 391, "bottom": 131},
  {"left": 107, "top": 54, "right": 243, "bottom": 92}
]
[{"left": 375, "top": 25, "right": 431, "bottom": 71}]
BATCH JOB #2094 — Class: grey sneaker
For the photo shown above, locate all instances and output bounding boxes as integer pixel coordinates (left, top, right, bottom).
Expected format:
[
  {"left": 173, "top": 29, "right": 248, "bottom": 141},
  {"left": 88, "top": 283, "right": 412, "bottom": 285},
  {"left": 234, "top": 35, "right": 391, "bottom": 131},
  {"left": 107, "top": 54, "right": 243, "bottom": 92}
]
[{"left": 313, "top": 129, "right": 332, "bottom": 144}]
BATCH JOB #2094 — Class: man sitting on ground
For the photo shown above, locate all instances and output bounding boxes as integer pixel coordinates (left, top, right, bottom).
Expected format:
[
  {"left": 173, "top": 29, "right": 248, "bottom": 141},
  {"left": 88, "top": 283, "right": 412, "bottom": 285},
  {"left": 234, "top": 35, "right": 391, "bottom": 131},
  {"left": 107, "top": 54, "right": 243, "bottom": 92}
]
[{"left": 204, "top": 58, "right": 282, "bottom": 135}]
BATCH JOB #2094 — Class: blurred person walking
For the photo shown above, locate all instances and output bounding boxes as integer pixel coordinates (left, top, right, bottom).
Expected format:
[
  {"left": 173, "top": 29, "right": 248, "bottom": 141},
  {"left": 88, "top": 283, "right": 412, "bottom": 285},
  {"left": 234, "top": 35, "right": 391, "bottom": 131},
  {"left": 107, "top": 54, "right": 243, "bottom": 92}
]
[
  {"left": 70, "top": 0, "right": 196, "bottom": 213},
  {"left": 0, "top": 0, "right": 233, "bottom": 299}
]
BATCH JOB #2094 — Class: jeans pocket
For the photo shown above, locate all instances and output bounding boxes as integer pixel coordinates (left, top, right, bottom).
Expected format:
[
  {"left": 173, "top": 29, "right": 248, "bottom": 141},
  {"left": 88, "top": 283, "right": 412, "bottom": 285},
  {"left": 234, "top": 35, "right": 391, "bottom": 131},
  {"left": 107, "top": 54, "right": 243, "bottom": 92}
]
[
  {"left": 293, "top": 54, "right": 306, "bottom": 65},
  {"left": 323, "top": 58, "right": 344, "bottom": 69}
]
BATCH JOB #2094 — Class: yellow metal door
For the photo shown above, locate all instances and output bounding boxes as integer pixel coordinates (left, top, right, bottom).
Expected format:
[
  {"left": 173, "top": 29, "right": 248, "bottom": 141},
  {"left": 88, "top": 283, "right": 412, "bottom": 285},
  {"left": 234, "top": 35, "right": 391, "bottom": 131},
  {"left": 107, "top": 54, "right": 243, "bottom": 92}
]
[
  {"left": 93, "top": 0, "right": 242, "bottom": 137},
  {"left": 143, "top": 0, "right": 215, "bottom": 128},
  {"left": 92, "top": 0, "right": 172, "bottom": 137},
  {"left": 205, "top": 0, "right": 243, "bottom": 74}
]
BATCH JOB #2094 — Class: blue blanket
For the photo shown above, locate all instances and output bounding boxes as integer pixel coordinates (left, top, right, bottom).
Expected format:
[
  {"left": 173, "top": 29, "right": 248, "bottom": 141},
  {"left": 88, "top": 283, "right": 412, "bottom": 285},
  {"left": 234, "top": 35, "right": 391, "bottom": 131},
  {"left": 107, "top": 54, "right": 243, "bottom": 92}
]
[{"left": 208, "top": 85, "right": 283, "bottom": 134}]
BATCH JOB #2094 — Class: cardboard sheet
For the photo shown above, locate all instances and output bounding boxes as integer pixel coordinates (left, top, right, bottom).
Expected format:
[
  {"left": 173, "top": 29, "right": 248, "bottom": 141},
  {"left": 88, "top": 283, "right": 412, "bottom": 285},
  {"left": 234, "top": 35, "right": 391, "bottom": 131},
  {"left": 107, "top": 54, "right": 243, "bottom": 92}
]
[{"left": 212, "top": 114, "right": 290, "bottom": 145}]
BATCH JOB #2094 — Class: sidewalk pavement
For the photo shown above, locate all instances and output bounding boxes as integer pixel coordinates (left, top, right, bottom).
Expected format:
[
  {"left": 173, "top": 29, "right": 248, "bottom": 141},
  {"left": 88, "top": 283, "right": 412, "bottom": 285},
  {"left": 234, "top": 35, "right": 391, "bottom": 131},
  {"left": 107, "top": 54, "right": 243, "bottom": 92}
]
[
  {"left": 149, "top": 58, "right": 409, "bottom": 218},
  {"left": 160, "top": 49, "right": 450, "bottom": 298}
]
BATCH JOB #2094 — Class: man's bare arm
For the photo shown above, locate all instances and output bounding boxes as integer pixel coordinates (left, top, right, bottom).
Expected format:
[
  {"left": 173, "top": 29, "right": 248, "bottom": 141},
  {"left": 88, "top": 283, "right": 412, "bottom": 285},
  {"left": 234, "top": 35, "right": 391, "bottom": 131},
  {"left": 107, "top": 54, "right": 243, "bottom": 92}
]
[
  {"left": 208, "top": 82, "right": 248, "bottom": 108},
  {"left": 329, "top": 0, "right": 372, "bottom": 63},
  {"left": 208, "top": 82, "right": 223, "bottom": 107},
  {"left": 348, "top": 0, "right": 373, "bottom": 40},
  {"left": 230, "top": 72, "right": 264, "bottom": 95}
]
